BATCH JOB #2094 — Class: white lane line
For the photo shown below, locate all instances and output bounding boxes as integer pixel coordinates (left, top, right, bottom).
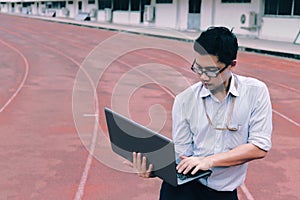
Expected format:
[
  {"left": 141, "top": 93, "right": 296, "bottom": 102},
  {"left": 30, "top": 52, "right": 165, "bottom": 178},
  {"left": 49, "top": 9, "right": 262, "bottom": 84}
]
[
  {"left": 237, "top": 68, "right": 300, "bottom": 94},
  {"left": 0, "top": 26, "right": 98, "bottom": 200},
  {"left": 70, "top": 79, "right": 99, "bottom": 198},
  {"left": 0, "top": 38, "right": 29, "bottom": 113},
  {"left": 240, "top": 184, "right": 255, "bottom": 200},
  {"left": 74, "top": 109, "right": 99, "bottom": 200},
  {"left": 29, "top": 35, "right": 99, "bottom": 200},
  {"left": 83, "top": 114, "right": 99, "bottom": 117},
  {"left": 273, "top": 109, "right": 300, "bottom": 128}
]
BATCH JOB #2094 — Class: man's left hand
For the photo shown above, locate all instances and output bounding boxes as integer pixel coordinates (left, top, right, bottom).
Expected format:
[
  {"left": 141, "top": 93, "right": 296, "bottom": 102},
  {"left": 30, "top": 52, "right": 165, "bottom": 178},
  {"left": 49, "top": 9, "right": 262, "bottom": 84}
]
[{"left": 176, "top": 155, "right": 213, "bottom": 175}]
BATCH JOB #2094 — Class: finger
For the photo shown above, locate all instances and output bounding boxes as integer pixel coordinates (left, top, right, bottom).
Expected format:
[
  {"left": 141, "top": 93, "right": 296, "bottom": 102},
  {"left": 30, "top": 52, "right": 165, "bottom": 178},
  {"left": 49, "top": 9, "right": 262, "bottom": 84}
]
[
  {"left": 179, "top": 155, "right": 188, "bottom": 160},
  {"left": 145, "top": 164, "right": 153, "bottom": 178},
  {"left": 176, "top": 158, "right": 188, "bottom": 171},
  {"left": 183, "top": 164, "right": 194, "bottom": 175},
  {"left": 176, "top": 162, "right": 188, "bottom": 173},
  {"left": 191, "top": 166, "right": 200, "bottom": 175},
  {"left": 136, "top": 153, "right": 142, "bottom": 170},
  {"left": 132, "top": 152, "right": 137, "bottom": 168},
  {"left": 147, "top": 164, "right": 153, "bottom": 173},
  {"left": 141, "top": 156, "right": 147, "bottom": 171}
]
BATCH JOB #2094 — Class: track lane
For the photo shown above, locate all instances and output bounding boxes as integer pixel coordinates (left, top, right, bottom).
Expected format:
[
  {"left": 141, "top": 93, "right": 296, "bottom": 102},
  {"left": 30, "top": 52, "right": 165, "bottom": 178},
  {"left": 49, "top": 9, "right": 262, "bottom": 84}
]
[
  {"left": 0, "top": 15, "right": 114, "bottom": 199},
  {"left": 0, "top": 40, "right": 28, "bottom": 113},
  {"left": 0, "top": 14, "right": 299, "bottom": 200}
]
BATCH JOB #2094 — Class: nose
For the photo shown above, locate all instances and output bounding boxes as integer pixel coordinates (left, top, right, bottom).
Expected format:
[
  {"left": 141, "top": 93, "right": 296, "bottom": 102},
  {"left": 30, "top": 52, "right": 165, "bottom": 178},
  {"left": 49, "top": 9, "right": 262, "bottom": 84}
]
[{"left": 199, "top": 72, "right": 210, "bottom": 81}]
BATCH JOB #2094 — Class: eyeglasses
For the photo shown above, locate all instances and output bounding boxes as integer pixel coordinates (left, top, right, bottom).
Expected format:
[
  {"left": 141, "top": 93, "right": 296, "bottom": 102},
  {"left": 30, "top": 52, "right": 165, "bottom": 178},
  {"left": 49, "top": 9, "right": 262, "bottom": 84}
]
[
  {"left": 191, "top": 59, "right": 228, "bottom": 78},
  {"left": 202, "top": 96, "right": 238, "bottom": 131}
]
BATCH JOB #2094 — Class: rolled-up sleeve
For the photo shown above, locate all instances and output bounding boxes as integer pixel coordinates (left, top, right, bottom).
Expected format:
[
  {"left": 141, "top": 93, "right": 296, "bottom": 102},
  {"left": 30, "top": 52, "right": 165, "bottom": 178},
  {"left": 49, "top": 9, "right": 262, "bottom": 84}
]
[{"left": 248, "top": 83, "right": 273, "bottom": 151}]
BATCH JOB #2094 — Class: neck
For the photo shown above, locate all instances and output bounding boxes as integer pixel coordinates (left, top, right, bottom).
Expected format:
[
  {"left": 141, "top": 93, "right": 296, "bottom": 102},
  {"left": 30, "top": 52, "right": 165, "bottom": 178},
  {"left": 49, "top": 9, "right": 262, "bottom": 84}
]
[{"left": 211, "top": 76, "right": 232, "bottom": 101}]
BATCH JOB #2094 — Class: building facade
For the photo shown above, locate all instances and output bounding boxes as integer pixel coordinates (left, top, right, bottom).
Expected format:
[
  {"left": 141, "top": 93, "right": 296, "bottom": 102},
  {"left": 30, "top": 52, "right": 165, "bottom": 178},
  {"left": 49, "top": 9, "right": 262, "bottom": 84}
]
[{"left": 0, "top": 0, "right": 299, "bottom": 42}]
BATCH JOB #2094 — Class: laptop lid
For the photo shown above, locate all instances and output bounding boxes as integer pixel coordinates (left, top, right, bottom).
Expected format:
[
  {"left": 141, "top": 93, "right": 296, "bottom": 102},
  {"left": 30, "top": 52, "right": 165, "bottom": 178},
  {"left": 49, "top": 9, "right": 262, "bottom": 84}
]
[{"left": 104, "top": 107, "right": 211, "bottom": 187}]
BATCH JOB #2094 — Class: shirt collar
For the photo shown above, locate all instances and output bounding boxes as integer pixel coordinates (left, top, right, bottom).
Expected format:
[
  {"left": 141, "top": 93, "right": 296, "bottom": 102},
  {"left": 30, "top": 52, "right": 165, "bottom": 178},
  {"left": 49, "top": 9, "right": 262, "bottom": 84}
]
[{"left": 199, "top": 73, "right": 239, "bottom": 98}]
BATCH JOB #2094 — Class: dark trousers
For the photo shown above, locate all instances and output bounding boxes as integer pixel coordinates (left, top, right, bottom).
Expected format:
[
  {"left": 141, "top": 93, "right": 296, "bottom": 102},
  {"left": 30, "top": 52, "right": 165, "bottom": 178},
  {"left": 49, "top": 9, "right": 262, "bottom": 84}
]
[{"left": 159, "top": 181, "right": 238, "bottom": 200}]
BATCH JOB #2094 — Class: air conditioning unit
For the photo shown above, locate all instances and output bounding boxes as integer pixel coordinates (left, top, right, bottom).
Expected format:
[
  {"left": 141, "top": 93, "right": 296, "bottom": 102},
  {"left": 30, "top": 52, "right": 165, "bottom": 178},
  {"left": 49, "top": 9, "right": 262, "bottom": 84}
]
[
  {"left": 240, "top": 11, "right": 259, "bottom": 31},
  {"left": 104, "top": 8, "right": 112, "bottom": 22},
  {"left": 144, "top": 5, "right": 154, "bottom": 22},
  {"left": 240, "top": 11, "right": 257, "bottom": 29}
]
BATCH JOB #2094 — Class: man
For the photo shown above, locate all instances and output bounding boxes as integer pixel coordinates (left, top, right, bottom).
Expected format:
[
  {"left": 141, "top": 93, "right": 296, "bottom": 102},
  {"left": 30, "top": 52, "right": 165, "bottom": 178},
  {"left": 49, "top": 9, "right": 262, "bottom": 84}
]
[{"left": 131, "top": 26, "right": 273, "bottom": 200}]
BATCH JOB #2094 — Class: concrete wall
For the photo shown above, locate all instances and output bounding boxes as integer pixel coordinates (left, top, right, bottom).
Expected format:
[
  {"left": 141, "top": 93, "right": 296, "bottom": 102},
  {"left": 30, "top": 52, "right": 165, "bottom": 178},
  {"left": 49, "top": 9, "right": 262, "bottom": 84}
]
[
  {"left": 66, "top": 3, "right": 76, "bottom": 18},
  {"left": 0, "top": 3, "right": 9, "bottom": 12},
  {"left": 155, "top": 2, "right": 177, "bottom": 28},
  {"left": 176, "top": 0, "right": 188, "bottom": 30},
  {"left": 129, "top": 11, "right": 140, "bottom": 25},
  {"left": 200, "top": 0, "right": 214, "bottom": 31},
  {"left": 113, "top": 11, "right": 130, "bottom": 24},
  {"left": 97, "top": 10, "right": 106, "bottom": 22},
  {"left": 260, "top": 17, "right": 300, "bottom": 42},
  {"left": 211, "top": 0, "right": 261, "bottom": 37}
]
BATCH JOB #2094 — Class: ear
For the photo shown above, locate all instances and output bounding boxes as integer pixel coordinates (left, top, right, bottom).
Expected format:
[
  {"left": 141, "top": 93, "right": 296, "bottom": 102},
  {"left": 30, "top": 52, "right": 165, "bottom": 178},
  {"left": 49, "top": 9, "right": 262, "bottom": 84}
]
[{"left": 230, "top": 60, "right": 237, "bottom": 67}]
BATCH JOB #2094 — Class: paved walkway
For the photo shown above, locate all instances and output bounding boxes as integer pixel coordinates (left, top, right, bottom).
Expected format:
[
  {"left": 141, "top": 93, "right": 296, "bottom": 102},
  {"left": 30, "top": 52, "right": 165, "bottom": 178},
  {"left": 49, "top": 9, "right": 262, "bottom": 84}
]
[{"left": 6, "top": 13, "right": 300, "bottom": 59}]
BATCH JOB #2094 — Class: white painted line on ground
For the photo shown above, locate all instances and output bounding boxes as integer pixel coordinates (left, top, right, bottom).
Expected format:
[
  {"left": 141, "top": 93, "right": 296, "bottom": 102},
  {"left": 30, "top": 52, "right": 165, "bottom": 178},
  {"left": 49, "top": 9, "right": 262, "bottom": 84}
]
[
  {"left": 273, "top": 109, "right": 300, "bottom": 128},
  {"left": 74, "top": 98, "right": 99, "bottom": 200},
  {"left": 74, "top": 114, "right": 98, "bottom": 200},
  {"left": 0, "top": 25, "right": 97, "bottom": 200},
  {"left": 240, "top": 184, "right": 255, "bottom": 200},
  {"left": 83, "top": 114, "right": 99, "bottom": 117},
  {"left": 0, "top": 38, "right": 29, "bottom": 113}
]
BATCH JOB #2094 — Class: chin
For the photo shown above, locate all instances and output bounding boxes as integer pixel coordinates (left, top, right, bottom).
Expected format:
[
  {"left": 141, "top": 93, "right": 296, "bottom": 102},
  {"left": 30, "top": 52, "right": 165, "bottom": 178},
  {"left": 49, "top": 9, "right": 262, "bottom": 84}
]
[{"left": 206, "top": 85, "right": 215, "bottom": 90}]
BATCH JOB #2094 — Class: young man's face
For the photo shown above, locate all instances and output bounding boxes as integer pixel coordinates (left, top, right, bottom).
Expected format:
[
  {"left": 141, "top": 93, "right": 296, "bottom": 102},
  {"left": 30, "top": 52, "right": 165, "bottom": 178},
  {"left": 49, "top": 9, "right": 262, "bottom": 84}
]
[{"left": 192, "top": 54, "right": 232, "bottom": 92}]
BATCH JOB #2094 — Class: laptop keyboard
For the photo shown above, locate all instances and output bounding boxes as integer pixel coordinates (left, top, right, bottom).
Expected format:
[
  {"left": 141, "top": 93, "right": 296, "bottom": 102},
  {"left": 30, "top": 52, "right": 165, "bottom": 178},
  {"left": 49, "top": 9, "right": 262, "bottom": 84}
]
[
  {"left": 176, "top": 171, "right": 201, "bottom": 180},
  {"left": 176, "top": 168, "right": 211, "bottom": 181},
  {"left": 177, "top": 172, "right": 192, "bottom": 180}
]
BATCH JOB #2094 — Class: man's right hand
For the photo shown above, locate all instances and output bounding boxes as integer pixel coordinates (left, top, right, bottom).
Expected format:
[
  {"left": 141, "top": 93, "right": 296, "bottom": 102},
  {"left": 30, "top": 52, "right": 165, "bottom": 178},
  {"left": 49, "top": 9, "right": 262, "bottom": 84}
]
[{"left": 124, "top": 152, "right": 153, "bottom": 178}]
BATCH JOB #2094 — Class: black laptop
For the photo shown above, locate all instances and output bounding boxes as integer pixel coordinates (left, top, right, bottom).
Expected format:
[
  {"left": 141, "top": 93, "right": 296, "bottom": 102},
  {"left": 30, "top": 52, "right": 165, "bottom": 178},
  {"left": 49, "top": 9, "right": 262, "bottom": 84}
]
[{"left": 104, "top": 107, "right": 212, "bottom": 187}]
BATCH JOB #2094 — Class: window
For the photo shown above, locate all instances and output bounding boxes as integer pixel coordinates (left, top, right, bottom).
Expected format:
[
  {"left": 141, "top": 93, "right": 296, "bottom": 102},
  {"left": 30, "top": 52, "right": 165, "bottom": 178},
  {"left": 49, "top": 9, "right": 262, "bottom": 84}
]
[
  {"left": 22, "top": 2, "right": 34, "bottom": 7},
  {"left": 99, "top": 0, "right": 111, "bottom": 9},
  {"left": 68, "top": 1, "right": 73, "bottom": 4},
  {"left": 156, "top": 0, "right": 172, "bottom": 4},
  {"left": 264, "top": 0, "right": 277, "bottom": 15},
  {"left": 221, "top": 0, "right": 250, "bottom": 3},
  {"left": 278, "top": 0, "right": 292, "bottom": 15},
  {"left": 265, "top": 0, "right": 300, "bottom": 16},
  {"left": 113, "top": 0, "right": 129, "bottom": 10},
  {"left": 189, "top": 0, "right": 201, "bottom": 13},
  {"left": 52, "top": 1, "right": 66, "bottom": 8},
  {"left": 131, "top": 0, "right": 140, "bottom": 11},
  {"left": 295, "top": 0, "right": 300, "bottom": 15},
  {"left": 88, "top": 0, "right": 95, "bottom": 4}
]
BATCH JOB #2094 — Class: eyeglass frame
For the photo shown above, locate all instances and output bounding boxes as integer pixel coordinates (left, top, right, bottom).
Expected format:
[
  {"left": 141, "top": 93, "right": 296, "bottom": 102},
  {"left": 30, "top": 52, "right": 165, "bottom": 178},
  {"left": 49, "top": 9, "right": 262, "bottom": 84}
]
[
  {"left": 202, "top": 96, "right": 238, "bottom": 131},
  {"left": 191, "top": 59, "right": 229, "bottom": 78}
]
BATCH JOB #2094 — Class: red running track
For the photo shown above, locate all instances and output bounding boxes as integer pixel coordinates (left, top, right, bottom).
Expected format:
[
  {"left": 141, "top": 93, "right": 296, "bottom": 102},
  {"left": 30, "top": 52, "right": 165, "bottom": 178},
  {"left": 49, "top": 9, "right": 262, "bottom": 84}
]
[{"left": 0, "top": 14, "right": 299, "bottom": 200}]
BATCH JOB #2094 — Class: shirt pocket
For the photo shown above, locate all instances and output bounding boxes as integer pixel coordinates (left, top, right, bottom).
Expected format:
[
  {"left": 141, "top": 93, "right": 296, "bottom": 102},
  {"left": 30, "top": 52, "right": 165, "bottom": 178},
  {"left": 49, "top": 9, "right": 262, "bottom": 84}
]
[{"left": 224, "top": 124, "right": 248, "bottom": 150}]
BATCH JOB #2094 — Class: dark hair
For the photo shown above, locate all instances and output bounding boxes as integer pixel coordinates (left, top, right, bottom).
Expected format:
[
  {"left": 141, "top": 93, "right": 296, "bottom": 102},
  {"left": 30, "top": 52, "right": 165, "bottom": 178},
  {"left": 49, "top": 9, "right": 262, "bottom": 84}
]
[{"left": 193, "top": 26, "right": 238, "bottom": 65}]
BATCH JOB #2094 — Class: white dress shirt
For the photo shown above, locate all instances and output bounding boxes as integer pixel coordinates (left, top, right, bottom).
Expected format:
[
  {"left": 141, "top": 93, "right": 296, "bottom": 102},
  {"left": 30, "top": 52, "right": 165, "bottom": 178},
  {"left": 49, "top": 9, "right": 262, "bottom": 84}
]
[{"left": 172, "top": 73, "right": 272, "bottom": 191}]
